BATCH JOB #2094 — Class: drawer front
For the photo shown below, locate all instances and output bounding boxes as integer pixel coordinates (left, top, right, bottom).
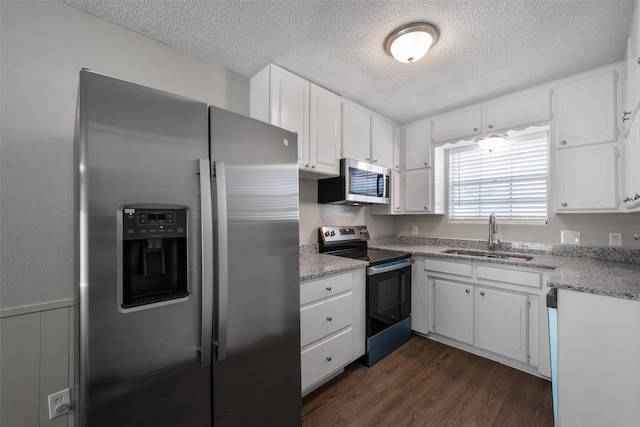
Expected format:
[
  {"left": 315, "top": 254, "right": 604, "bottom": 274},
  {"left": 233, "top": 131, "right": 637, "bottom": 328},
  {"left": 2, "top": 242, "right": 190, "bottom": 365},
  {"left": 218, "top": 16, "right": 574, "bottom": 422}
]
[
  {"left": 301, "top": 327, "right": 353, "bottom": 391},
  {"left": 301, "top": 292, "right": 353, "bottom": 347},
  {"left": 476, "top": 265, "right": 542, "bottom": 288},
  {"left": 301, "top": 272, "right": 352, "bottom": 305},
  {"left": 425, "top": 259, "right": 473, "bottom": 277}
]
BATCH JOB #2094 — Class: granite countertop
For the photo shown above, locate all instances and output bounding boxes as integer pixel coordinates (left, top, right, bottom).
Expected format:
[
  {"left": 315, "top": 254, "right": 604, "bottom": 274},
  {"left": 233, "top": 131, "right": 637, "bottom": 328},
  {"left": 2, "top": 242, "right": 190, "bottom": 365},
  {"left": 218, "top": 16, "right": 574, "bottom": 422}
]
[
  {"left": 369, "top": 242, "right": 640, "bottom": 301},
  {"left": 299, "top": 253, "right": 368, "bottom": 281}
]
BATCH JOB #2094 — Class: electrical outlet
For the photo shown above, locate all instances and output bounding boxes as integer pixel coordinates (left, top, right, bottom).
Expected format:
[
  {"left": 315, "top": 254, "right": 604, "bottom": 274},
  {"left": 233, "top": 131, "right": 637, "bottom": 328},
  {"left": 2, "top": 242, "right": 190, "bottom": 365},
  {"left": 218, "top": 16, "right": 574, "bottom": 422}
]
[
  {"left": 609, "top": 232, "right": 622, "bottom": 247},
  {"left": 561, "top": 230, "right": 580, "bottom": 245},
  {"left": 48, "top": 388, "right": 71, "bottom": 419},
  {"left": 412, "top": 226, "right": 419, "bottom": 235}
]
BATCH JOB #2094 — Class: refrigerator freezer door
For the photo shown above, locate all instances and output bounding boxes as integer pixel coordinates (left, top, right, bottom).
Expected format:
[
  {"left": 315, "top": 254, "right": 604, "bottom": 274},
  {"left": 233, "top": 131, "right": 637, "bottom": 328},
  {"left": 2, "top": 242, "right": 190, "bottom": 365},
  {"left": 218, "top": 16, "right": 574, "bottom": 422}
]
[
  {"left": 209, "top": 106, "right": 302, "bottom": 426},
  {"left": 76, "top": 70, "right": 211, "bottom": 426}
]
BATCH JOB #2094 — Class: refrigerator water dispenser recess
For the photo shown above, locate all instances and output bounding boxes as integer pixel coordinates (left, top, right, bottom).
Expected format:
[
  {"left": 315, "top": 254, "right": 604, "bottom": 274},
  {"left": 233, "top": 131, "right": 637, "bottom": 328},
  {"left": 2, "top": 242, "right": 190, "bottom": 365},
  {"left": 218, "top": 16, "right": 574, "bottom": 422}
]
[{"left": 120, "top": 207, "right": 189, "bottom": 310}]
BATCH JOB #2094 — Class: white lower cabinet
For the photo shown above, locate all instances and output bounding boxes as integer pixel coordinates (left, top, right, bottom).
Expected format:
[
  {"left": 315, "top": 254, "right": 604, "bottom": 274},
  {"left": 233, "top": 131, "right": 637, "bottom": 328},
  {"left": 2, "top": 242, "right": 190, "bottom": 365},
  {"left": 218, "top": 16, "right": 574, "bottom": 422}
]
[
  {"left": 432, "top": 279, "right": 474, "bottom": 344},
  {"left": 476, "top": 287, "right": 528, "bottom": 363},
  {"left": 424, "top": 257, "right": 550, "bottom": 378},
  {"left": 300, "top": 268, "right": 365, "bottom": 395}
]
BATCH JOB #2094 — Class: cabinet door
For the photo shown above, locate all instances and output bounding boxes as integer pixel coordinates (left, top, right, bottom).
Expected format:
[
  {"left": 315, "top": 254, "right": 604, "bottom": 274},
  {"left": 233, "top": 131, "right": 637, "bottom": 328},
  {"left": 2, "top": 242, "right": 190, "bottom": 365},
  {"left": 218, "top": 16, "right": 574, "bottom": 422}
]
[
  {"left": 371, "top": 115, "right": 394, "bottom": 169},
  {"left": 555, "top": 143, "right": 619, "bottom": 211},
  {"left": 404, "top": 120, "right": 432, "bottom": 170},
  {"left": 269, "top": 66, "right": 310, "bottom": 167},
  {"left": 404, "top": 168, "right": 431, "bottom": 213},
  {"left": 477, "top": 288, "right": 528, "bottom": 363},
  {"left": 342, "top": 101, "right": 371, "bottom": 161},
  {"left": 625, "top": 114, "right": 640, "bottom": 203},
  {"left": 433, "top": 279, "right": 474, "bottom": 344},
  {"left": 484, "top": 89, "right": 552, "bottom": 133},
  {"left": 309, "top": 84, "right": 341, "bottom": 176},
  {"left": 624, "top": 5, "right": 640, "bottom": 137},
  {"left": 555, "top": 70, "right": 617, "bottom": 149},
  {"left": 433, "top": 107, "right": 482, "bottom": 144}
]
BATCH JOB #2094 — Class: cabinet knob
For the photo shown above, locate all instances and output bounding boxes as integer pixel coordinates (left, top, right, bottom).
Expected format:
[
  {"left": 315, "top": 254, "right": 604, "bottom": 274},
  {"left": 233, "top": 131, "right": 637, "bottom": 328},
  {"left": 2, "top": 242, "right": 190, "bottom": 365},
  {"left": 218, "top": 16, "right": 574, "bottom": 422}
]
[
  {"left": 326, "top": 316, "right": 333, "bottom": 321},
  {"left": 326, "top": 287, "right": 332, "bottom": 291},
  {"left": 465, "top": 289, "right": 471, "bottom": 294},
  {"left": 305, "top": 164, "right": 310, "bottom": 168},
  {"left": 373, "top": 159, "right": 378, "bottom": 163},
  {"left": 424, "top": 206, "right": 428, "bottom": 210},
  {"left": 424, "top": 162, "right": 429, "bottom": 166},
  {"left": 326, "top": 357, "right": 332, "bottom": 362},
  {"left": 480, "top": 291, "right": 485, "bottom": 296},
  {"left": 473, "top": 127, "right": 478, "bottom": 132},
  {"left": 311, "top": 164, "right": 316, "bottom": 169},
  {"left": 395, "top": 207, "right": 400, "bottom": 211},
  {"left": 366, "top": 157, "right": 371, "bottom": 161},
  {"left": 637, "top": 57, "right": 640, "bottom": 66},
  {"left": 560, "top": 140, "right": 567, "bottom": 145},
  {"left": 488, "top": 124, "right": 493, "bottom": 129},
  {"left": 561, "top": 202, "right": 568, "bottom": 207}
]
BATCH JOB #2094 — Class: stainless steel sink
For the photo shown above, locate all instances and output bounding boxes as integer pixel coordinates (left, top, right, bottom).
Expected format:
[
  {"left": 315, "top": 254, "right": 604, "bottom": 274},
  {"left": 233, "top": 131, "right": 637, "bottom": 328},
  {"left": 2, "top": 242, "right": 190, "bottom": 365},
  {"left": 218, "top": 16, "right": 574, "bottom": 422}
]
[{"left": 442, "top": 249, "right": 534, "bottom": 261}]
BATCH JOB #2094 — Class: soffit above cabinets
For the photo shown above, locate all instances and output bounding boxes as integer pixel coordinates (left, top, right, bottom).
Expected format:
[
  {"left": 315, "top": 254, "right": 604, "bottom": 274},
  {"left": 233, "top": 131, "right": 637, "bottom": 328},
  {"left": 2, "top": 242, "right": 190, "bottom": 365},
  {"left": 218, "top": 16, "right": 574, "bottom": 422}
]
[{"left": 63, "top": 0, "right": 635, "bottom": 124}]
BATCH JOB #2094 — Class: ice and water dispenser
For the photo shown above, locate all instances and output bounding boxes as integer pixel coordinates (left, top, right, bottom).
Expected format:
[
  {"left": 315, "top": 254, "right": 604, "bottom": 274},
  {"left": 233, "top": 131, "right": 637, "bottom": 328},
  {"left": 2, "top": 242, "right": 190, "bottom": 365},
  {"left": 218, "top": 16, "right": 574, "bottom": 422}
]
[{"left": 120, "top": 207, "right": 189, "bottom": 310}]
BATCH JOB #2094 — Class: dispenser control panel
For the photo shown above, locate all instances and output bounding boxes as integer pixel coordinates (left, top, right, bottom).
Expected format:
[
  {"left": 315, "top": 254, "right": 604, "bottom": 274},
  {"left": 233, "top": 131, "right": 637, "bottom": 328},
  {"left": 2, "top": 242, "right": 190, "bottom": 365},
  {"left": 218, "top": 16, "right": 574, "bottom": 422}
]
[{"left": 122, "top": 208, "right": 187, "bottom": 240}]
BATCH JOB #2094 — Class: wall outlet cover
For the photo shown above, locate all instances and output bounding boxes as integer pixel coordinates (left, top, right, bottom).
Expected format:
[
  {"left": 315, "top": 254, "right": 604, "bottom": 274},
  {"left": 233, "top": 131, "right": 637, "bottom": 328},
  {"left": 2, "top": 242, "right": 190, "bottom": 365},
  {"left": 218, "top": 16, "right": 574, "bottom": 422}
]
[
  {"left": 48, "top": 388, "right": 71, "bottom": 419},
  {"left": 609, "top": 232, "right": 622, "bottom": 247},
  {"left": 561, "top": 230, "right": 581, "bottom": 245}
]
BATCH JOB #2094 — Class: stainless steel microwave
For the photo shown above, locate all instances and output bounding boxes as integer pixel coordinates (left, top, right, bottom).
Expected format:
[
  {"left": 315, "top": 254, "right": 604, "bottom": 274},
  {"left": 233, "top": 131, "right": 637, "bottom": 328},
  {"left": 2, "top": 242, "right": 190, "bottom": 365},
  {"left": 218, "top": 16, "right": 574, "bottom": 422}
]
[{"left": 318, "top": 158, "right": 390, "bottom": 205}]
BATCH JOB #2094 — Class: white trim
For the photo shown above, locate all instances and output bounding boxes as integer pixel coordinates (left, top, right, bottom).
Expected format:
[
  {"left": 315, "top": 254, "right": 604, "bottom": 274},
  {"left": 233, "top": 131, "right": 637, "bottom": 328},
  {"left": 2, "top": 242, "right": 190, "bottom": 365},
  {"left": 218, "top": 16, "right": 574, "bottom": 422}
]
[{"left": 0, "top": 298, "right": 76, "bottom": 318}]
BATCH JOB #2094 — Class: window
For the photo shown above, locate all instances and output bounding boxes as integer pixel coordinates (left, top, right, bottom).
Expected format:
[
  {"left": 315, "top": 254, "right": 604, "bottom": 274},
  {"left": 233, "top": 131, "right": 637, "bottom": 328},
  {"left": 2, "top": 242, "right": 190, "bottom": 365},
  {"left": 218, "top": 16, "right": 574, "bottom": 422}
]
[{"left": 448, "top": 129, "right": 548, "bottom": 223}]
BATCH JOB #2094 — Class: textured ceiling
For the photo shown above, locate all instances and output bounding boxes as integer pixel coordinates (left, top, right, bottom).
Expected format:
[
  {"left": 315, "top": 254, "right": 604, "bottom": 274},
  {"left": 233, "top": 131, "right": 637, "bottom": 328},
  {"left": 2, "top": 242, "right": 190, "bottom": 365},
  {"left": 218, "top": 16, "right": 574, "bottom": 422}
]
[{"left": 62, "top": 0, "right": 635, "bottom": 124}]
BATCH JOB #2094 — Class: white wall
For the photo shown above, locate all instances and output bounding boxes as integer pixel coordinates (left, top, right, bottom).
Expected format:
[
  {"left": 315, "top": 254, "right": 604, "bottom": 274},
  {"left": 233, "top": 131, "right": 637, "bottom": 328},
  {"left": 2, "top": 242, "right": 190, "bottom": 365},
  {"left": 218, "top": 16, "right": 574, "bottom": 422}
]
[{"left": 0, "top": 1, "right": 249, "bottom": 311}]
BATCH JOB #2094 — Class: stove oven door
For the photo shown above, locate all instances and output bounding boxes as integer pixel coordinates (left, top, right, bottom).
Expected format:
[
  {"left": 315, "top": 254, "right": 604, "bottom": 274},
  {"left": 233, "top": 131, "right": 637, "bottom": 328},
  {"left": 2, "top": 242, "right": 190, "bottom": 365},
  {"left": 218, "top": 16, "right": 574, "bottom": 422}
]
[{"left": 366, "top": 259, "right": 411, "bottom": 337}]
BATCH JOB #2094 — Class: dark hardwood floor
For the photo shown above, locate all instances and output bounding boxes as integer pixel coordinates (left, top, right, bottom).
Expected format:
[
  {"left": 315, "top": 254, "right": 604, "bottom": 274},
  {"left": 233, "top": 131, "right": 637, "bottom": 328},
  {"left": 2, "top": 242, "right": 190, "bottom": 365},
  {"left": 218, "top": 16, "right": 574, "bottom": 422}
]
[{"left": 302, "top": 335, "right": 553, "bottom": 427}]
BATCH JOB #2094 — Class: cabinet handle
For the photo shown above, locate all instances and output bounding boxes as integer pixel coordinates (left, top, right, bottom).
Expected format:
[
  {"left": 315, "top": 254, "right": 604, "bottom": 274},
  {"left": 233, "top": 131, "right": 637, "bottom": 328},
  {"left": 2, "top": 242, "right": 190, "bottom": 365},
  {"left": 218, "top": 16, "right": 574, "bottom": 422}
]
[
  {"left": 488, "top": 124, "right": 493, "bottom": 129},
  {"left": 326, "top": 287, "right": 332, "bottom": 291},
  {"left": 560, "top": 140, "right": 567, "bottom": 145},
  {"left": 561, "top": 202, "right": 568, "bottom": 207},
  {"left": 326, "top": 316, "right": 333, "bottom": 321},
  {"left": 480, "top": 291, "right": 485, "bottom": 296},
  {"left": 465, "top": 289, "right": 471, "bottom": 294},
  {"left": 473, "top": 127, "right": 478, "bottom": 132},
  {"left": 326, "top": 357, "right": 332, "bottom": 362}
]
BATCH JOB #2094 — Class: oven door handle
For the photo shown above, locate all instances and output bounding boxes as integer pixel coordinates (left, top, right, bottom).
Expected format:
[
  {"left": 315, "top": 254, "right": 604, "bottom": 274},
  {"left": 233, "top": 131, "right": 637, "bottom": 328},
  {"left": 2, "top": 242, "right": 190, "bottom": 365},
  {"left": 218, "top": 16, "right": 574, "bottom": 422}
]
[{"left": 367, "top": 258, "right": 413, "bottom": 275}]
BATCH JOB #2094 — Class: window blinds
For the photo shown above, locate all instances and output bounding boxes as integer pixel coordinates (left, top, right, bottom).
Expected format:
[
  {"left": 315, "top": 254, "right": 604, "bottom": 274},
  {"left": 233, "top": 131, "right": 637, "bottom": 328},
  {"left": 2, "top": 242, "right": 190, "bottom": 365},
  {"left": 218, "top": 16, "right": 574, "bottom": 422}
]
[{"left": 448, "top": 131, "right": 548, "bottom": 222}]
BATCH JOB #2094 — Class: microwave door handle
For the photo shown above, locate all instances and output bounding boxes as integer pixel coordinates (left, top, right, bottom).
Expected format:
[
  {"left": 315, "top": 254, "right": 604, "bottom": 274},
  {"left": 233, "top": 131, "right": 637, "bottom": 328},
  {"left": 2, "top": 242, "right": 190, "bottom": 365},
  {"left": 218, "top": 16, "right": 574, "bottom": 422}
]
[
  {"left": 198, "top": 159, "right": 213, "bottom": 367},
  {"left": 213, "top": 160, "right": 229, "bottom": 361},
  {"left": 377, "top": 174, "right": 383, "bottom": 197}
]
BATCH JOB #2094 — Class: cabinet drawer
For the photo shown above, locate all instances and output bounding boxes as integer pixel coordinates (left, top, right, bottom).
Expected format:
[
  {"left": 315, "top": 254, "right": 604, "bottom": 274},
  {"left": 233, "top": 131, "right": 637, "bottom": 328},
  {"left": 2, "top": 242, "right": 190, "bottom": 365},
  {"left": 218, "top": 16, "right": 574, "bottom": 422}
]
[
  {"left": 477, "top": 265, "right": 541, "bottom": 288},
  {"left": 301, "top": 272, "right": 352, "bottom": 305},
  {"left": 301, "top": 292, "right": 353, "bottom": 347},
  {"left": 425, "top": 259, "right": 473, "bottom": 277},
  {"left": 301, "top": 327, "right": 353, "bottom": 391}
]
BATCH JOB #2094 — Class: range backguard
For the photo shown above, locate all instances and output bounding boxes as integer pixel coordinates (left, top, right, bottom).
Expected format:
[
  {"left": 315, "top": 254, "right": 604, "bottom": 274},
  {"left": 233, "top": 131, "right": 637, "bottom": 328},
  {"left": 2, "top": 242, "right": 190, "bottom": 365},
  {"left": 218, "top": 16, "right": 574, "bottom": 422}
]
[{"left": 120, "top": 207, "right": 189, "bottom": 310}]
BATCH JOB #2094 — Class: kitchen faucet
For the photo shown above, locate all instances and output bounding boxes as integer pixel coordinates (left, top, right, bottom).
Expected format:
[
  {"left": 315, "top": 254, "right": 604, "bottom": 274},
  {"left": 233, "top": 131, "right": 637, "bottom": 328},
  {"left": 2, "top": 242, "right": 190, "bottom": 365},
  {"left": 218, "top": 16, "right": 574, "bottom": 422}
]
[{"left": 488, "top": 213, "right": 499, "bottom": 250}]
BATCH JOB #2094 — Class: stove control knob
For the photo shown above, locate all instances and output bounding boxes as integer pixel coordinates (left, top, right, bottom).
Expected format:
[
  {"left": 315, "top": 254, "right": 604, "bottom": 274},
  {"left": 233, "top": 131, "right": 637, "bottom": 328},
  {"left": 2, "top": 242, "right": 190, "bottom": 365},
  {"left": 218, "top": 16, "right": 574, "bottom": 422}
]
[
  {"left": 330, "top": 231, "right": 335, "bottom": 236},
  {"left": 324, "top": 231, "right": 331, "bottom": 237}
]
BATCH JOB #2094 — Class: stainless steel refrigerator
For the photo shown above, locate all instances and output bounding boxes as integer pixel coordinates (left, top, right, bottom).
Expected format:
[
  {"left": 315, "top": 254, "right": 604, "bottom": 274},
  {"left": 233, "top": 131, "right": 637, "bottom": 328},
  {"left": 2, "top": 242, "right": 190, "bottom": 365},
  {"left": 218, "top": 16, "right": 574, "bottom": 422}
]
[{"left": 74, "top": 69, "right": 301, "bottom": 426}]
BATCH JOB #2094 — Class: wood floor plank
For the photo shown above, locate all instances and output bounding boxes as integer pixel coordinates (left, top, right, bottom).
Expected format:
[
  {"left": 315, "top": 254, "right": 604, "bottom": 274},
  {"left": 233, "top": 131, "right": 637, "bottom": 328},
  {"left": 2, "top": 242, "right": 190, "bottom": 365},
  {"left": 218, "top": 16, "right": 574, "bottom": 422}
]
[{"left": 302, "top": 335, "right": 553, "bottom": 427}]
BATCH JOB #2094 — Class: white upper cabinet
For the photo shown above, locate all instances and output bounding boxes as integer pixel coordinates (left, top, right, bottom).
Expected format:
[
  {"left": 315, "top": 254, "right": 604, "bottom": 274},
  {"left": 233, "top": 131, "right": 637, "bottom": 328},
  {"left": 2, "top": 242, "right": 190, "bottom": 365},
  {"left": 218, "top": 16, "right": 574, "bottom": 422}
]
[
  {"left": 554, "top": 69, "right": 618, "bottom": 149},
  {"left": 433, "top": 90, "right": 552, "bottom": 145},
  {"left": 250, "top": 64, "right": 340, "bottom": 177},
  {"left": 309, "top": 84, "right": 341, "bottom": 175},
  {"left": 342, "top": 101, "right": 371, "bottom": 161},
  {"left": 555, "top": 143, "right": 620, "bottom": 211},
  {"left": 483, "top": 89, "right": 552, "bottom": 133},
  {"left": 342, "top": 100, "right": 395, "bottom": 169},
  {"left": 404, "top": 168, "right": 432, "bottom": 213},
  {"left": 623, "top": 3, "right": 640, "bottom": 137},
  {"left": 433, "top": 107, "right": 482, "bottom": 144},
  {"left": 370, "top": 115, "right": 395, "bottom": 170},
  {"left": 404, "top": 120, "right": 432, "bottom": 170}
]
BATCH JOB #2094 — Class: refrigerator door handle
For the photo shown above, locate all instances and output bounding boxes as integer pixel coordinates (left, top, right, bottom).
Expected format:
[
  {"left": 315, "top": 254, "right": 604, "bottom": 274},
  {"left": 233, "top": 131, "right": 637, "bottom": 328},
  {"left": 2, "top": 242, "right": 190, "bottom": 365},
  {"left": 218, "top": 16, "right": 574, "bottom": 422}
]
[
  {"left": 199, "top": 159, "right": 214, "bottom": 366},
  {"left": 213, "top": 160, "right": 229, "bottom": 361}
]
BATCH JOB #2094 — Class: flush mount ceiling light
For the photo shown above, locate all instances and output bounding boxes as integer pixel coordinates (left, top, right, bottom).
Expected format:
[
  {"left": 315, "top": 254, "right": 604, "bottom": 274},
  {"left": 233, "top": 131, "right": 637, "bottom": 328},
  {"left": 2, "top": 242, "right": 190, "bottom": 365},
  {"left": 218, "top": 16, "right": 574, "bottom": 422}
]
[
  {"left": 475, "top": 134, "right": 508, "bottom": 151},
  {"left": 385, "top": 22, "right": 439, "bottom": 63}
]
